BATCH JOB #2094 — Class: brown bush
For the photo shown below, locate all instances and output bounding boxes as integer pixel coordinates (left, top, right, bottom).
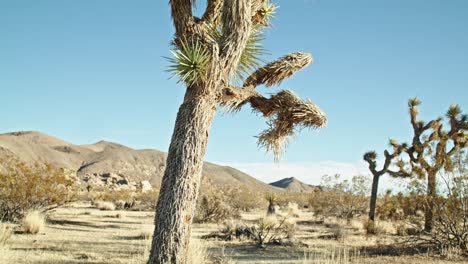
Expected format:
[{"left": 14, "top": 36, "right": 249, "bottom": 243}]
[
  {"left": 0, "top": 157, "right": 75, "bottom": 221},
  {"left": 194, "top": 191, "right": 240, "bottom": 224},
  {"left": 309, "top": 175, "right": 369, "bottom": 220},
  {"left": 363, "top": 219, "right": 385, "bottom": 235}
]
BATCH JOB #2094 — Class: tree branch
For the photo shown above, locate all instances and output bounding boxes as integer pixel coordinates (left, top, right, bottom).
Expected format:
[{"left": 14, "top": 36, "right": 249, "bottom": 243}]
[
  {"left": 249, "top": 90, "right": 327, "bottom": 161},
  {"left": 243, "top": 52, "right": 313, "bottom": 88},
  {"left": 170, "top": 0, "right": 195, "bottom": 36},
  {"left": 202, "top": 0, "right": 223, "bottom": 25},
  {"left": 220, "top": 0, "right": 252, "bottom": 76}
]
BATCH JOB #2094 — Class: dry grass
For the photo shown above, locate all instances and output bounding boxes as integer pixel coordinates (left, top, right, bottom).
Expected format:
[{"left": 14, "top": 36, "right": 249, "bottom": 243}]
[
  {"left": 3, "top": 203, "right": 464, "bottom": 264},
  {"left": 187, "top": 239, "right": 211, "bottom": 264},
  {"left": 0, "top": 222, "right": 12, "bottom": 246},
  {"left": 21, "top": 210, "right": 45, "bottom": 235},
  {"left": 302, "top": 246, "right": 361, "bottom": 264},
  {"left": 95, "top": 201, "right": 116, "bottom": 211},
  {"left": 286, "top": 202, "right": 301, "bottom": 218}
]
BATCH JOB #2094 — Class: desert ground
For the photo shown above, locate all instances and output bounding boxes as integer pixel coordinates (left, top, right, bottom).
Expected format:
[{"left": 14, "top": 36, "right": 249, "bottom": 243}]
[{"left": 1, "top": 202, "right": 465, "bottom": 264}]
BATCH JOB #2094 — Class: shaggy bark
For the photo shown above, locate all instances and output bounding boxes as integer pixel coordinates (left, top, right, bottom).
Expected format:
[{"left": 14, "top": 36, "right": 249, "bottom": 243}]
[{"left": 149, "top": 90, "right": 217, "bottom": 264}]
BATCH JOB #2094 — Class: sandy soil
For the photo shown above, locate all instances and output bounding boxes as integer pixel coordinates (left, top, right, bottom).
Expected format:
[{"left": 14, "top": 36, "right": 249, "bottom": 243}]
[{"left": 1, "top": 202, "right": 466, "bottom": 264}]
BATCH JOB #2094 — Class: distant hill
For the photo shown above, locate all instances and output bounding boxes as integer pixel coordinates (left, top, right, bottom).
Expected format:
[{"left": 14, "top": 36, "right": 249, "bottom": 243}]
[
  {"left": 269, "top": 177, "right": 320, "bottom": 193},
  {"left": 0, "top": 131, "right": 280, "bottom": 193}
]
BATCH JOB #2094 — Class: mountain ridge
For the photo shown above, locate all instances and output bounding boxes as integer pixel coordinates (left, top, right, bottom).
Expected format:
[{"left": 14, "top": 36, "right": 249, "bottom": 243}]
[{"left": 0, "top": 131, "right": 281, "bottom": 193}]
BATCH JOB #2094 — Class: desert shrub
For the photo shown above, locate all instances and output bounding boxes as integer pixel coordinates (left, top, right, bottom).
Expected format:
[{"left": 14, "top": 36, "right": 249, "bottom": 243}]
[
  {"left": 393, "top": 221, "right": 407, "bottom": 236},
  {"left": 134, "top": 189, "right": 159, "bottom": 210},
  {"left": 330, "top": 225, "right": 347, "bottom": 241},
  {"left": 94, "top": 201, "right": 116, "bottom": 211},
  {"left": 428, "top": 151, "right": 468, "bottom": 253},
  {"left": 0, "top": 157, "right": 75, "bottom": 221},
  {"left": 276, "top": 192, "right": 310, "bottom": 209},
  {"left": 376, "top": 190, "right": 426, "bottom": 221},
  {"left": 204, "top": 215, "right": 296, "bottom": 246},
  {"left": 22, "top": 210, "right": 45, "bottom": 235},
  {"left": 249, "top": 215, "right": 296, "bottom": 246},
  {"left": 86, "top": 188, "right": 159, "bottom": 211},
  {"left": 195, "top": 192, "right": 240, "bottom": 224},
  {"left": 286, "top": 202, "right": 301, "bottom": 218},
  {"left": 309, "top": 175, "right": 369, "bottom": 220},
  {"left": 363, "top": 219, "right": 385, "bottom": 235},
  {"left": 222, "top": 187, "right": 264, "bottom": 212}
]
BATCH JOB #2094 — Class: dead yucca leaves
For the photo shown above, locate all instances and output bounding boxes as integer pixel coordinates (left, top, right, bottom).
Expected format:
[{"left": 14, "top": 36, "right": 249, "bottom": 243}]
[{"left": 256, "top": 90, "right": 327, "bottom": 161}]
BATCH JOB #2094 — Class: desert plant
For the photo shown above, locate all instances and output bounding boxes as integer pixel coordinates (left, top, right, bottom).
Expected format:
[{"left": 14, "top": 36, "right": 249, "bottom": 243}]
[
  {"left": 330, "top": 225, "right": 347, "bottom": 241},
  {"left": 21, "top": 210, "right": 45, "bottom": 235},
  {"left": 309, "top": 175, "right": 369, "bottom": 221},
  {"left": 194, "top": 193, "right": 240, "bottom": 224},
  {"left": 95, "top": 201, "right": 116, "bottom": 211},
  {"left": 265, "top": 193, "right": 278, "bottom": 215},
  {"left": 363, "top": 219, "right": 385, "bottom": 235},
  {"left": 426, "top": 150, "right": 468, "bottom": 252},
  {"left": 286, "top": 202, "right": 301, "bottom": 218},
  {"left": 363, "top": 145, "right": 406, "bottom": 222},
  {"left": 389, "top": 99, "right": 467, "bottom": 232},
  {"left": 249, "top": 215, "right": 296, "bottom": 246},
  {"left": 0, "top": 157, "right": 75, "bottom": 221},
  {"left": 150, "top": 0, "right": 328, "bottom": 261}
]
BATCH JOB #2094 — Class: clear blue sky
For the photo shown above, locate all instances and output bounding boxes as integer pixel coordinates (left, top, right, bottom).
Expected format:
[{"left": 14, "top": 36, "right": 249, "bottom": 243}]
[{"left": 1, "top": 0, "right": 467, "bottom": 169}]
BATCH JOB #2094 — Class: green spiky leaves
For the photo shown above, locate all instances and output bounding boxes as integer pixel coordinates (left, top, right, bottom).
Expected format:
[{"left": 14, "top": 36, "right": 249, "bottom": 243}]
[
  {"left": 408, "top": 97, "right": 421, "bottom": 108},
  {"left": 252, "top": 0, "right": 278, "bottom": 26},
  {"left": 446, "top": 104, "right": 461, "bottom": 119},
  {"left": 237, "top": 27, "right": 267, "bottom": 81},
  {"left": 166, "top": 39, "right": 210, "bottom": 86}
]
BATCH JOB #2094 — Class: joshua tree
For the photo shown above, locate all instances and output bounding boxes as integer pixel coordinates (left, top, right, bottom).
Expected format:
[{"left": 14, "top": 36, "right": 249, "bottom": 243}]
[
  {"left": 149, "top": 1, "right": 327, "bottom": 263},
  {"left": 363, "top": 145, "right": 406, "bottom": 222},
  {"left": 390, "top": 98, "right": 467, "bottom": 232},
  {"left": 265, "top": 192, "right": 278, "bottom": 215}
]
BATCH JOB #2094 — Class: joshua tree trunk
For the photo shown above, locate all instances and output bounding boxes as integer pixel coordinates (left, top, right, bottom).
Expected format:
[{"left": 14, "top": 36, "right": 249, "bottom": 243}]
[
  {"left": 424, "top": 171, "right": 436, "bottom": 232},
  {"left": 368, "top": 174, "right": 380, "bottom": 221},
  {"left": 149, "top": 89, "right": 217, "bottom": 264}
]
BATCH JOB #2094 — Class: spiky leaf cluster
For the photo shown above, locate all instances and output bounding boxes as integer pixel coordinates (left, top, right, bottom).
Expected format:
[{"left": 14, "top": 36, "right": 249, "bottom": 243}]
[
  {"left": 166, "top": 39, "right": 210, "bottom": 86},
  {"left": 252, "top": 0, "right": 277, "bottom": 26},
  {"left": 237, "top": 27, "right": 267, "bottom": 81}
]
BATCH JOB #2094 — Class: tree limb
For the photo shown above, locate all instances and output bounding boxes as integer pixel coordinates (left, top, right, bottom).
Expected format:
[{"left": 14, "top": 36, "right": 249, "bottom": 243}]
[
  {"left": 170, "top": 0, "right": 196, "bottom": 36},
  {"left": 202, "top": 0, "right": 223, "bottom": 25},
  {"left": 220, "top": 0, "right": 252, "bottom": 76},
  {"left": 250, "top": 90, "right": 326, "bottom": 161},
  {"left": 243, "top": 52, "right": 313, "bottom": 88}
]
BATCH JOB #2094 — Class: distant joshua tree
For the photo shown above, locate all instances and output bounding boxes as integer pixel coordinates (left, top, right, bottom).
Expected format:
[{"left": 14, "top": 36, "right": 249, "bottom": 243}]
[
  {"left": 389, "top": 98, "right": 466, "bottom": 232},
  {"left": 149, "top": 1, "right": 327, "bottom": 263},
  {"left": 363, "top": 146, "right": 406, "bottom": 222}
]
